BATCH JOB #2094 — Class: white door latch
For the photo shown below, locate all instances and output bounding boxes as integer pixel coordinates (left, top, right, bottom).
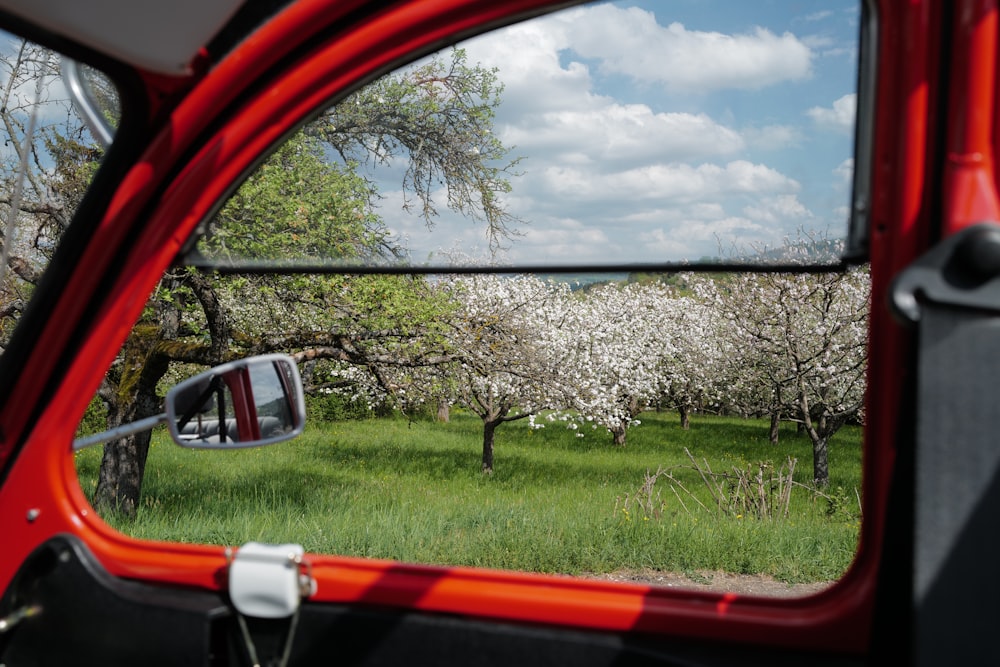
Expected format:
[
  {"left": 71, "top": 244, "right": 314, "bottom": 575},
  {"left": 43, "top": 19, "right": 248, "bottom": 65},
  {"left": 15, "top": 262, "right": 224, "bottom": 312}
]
[{"left": 227, "top": 542, "right": 316, "bottom": 618}]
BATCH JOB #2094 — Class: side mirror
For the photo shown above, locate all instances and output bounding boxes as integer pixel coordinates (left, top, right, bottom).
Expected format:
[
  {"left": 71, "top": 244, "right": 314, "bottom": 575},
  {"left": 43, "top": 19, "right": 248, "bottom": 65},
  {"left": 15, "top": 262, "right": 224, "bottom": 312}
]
[
  {"left": 72, "top": 354, "right": 306, "bottom": 451},
  {"left": 165, "top": 355, "right": 306, "bottom": 449}
]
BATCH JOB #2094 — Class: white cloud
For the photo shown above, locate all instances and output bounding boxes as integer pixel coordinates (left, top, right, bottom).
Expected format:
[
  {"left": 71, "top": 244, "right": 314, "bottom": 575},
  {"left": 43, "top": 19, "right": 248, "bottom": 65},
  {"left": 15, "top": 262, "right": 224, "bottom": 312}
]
[
  {"left": 467, "top": 4, "right": 814, "bottom": 99},
  {"left": 834, "top": 158, "right": 854, "bottom": 184},
  {"left": 687, "top": 202, "right": 727, "bottom": 219},
  {"left": 502, "top": 106, "right": 744, "bottom": 164},
  {"left": 534, "top": 160, "right": 799, "bottom": 204},
  {"left": 462, "top": 19, "right": 594, "bottom": 116},
  {"left": 634, "top": 228, "right": 693, "bottom": 257},
  {"left": 637, "top": 215, "right": 773, "bottom": 259},
  {"left": 508, "top": 218, "right": 616, "bottom": 262},
  {"left": 802, "top": 10, "right": 835, "bottom": 22},
  {"left": 742, "top": 124, "right": 802, "bottom": 151},
  {"left": 551, "top": 5, "right": 813, "bottom": 92},
  {"left": 743, "top": 194, "right": 812, "bottom": 224},
  {"left": 807, "top": 93, "right": 856, "bottom": 133}
]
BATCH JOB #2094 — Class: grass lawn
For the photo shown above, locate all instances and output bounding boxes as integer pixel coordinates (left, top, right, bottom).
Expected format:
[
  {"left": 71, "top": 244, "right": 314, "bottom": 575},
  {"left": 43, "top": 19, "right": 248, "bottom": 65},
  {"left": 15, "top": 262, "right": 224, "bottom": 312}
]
[{"left": 74, "top": 410, "right": 861, "bottom": 583}]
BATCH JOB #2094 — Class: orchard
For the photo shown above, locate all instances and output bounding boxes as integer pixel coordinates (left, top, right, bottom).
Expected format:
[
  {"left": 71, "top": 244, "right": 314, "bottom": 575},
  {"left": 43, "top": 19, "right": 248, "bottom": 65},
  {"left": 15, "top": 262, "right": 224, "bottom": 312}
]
[{"left": 329, "top": 268, "right": 870, "bottom": 485}]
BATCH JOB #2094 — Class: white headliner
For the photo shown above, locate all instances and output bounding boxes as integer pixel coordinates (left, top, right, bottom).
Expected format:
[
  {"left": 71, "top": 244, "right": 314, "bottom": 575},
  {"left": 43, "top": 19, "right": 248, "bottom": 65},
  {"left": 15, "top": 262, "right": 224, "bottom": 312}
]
[{"left": 0, "top": 0, "right": 246, "bottom": 74}]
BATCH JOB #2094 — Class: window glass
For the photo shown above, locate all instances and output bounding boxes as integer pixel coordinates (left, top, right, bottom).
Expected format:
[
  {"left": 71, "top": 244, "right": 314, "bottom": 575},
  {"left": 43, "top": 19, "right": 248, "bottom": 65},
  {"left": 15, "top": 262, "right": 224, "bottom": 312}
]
[
  {"left": 0, "top": 32, "right": 119, "bottom": 353},
  {"left": 76, "top": 0, "right": 866, "bottom": 596},
  {"left": 191, "top": 0, "right": 862, "bottom": 270}
]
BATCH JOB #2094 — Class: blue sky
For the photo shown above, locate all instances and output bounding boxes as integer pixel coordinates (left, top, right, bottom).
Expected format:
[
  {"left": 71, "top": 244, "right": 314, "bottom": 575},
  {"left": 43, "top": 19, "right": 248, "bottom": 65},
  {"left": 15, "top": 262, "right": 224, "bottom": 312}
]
[
  {"left": 378, "top": 0, "right": 861, "bottom": 266},
  {"left": 1, "top": 1, "right": 861, "bottom": 269}
]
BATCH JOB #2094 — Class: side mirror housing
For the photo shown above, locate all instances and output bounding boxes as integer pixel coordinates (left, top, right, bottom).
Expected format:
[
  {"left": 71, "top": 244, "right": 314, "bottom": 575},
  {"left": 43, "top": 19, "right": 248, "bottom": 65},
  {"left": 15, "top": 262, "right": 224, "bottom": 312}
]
[{"left": 165, "top": 354, "right": 306, "bottom": 449}]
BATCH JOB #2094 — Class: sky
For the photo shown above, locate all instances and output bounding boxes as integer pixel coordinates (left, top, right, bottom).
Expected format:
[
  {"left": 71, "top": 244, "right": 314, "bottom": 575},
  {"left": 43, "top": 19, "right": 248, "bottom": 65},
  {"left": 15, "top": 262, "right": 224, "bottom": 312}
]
[
  {"left": 0, "top": 1, "right": 861, "bottom": 270},
  {"left": 376, "top": 0, "right": 861, "bottom": 268}
]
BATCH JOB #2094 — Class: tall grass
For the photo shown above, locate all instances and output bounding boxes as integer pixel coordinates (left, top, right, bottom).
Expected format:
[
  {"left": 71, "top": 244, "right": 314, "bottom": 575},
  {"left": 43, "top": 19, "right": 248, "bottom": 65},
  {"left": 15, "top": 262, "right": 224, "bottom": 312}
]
[{"left": 74, "top": 410, "right": 861, "bottom": 583}]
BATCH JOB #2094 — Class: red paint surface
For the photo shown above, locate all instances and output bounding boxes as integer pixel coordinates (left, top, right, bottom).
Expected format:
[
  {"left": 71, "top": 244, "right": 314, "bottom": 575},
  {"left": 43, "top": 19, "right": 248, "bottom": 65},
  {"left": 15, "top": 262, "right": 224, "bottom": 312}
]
[{"left": 0, "top": 0, "right": 989, "bottom": 658}]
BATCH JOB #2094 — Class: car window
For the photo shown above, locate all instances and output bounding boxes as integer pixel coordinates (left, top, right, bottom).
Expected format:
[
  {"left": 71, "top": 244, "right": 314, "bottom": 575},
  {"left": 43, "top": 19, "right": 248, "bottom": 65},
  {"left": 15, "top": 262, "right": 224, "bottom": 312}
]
[
  {"left": 74, "top": 0, "right": 867, "bottom": 595},
  {"left": 189, "top": 0, "right": 864, "bottom": 271},
  {"left": 0, "top": 31, "right": 118, "bottom": 355}
]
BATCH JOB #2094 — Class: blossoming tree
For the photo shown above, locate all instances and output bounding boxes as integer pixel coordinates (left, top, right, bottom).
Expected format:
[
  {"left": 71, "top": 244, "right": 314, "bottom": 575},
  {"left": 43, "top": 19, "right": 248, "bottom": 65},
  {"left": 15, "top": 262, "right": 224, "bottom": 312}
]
[
  {"left": 692, "top": 268, "right": 870, "bottom": 485},
  {"left": 432, "top": 273, "right": 573, "bottom": 472}
]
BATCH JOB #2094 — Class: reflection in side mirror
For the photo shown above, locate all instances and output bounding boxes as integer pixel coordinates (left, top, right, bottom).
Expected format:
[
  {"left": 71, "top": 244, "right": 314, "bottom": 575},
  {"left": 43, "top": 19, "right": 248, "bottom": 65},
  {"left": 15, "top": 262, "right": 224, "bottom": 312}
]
[
  {"left": 165, "top": 355, "right": 306, "bottom": 449},
  {"left": 72, "top": 354, "right": 306, "bottom": 451}
]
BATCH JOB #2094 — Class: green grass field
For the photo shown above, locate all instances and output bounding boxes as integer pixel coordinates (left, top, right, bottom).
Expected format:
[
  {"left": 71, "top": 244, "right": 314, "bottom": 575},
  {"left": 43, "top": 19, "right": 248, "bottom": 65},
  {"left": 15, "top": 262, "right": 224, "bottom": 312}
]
[{"left": 74, "top": 410, "right": 861, "bottom": 583}]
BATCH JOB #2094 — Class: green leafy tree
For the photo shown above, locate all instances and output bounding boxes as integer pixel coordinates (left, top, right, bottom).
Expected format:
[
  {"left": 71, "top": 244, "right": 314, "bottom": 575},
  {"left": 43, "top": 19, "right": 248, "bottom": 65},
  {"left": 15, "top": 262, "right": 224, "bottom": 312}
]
[
  {"left": 314, "top": 48, "right": 522, "bottom": 253},
  {"left": 90, "top": 49, "right": 519, "bottom": 516}
]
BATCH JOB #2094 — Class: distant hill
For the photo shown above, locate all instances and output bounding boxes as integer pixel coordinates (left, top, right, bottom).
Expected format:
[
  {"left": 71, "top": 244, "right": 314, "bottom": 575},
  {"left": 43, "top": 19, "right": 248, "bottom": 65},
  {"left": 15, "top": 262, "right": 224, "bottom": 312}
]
[
  {"left": 542, "top": 273, "right": 629, "bottom": 290},
  {"left": 525, "top": 237, "right": 845, "bottom": 290}
]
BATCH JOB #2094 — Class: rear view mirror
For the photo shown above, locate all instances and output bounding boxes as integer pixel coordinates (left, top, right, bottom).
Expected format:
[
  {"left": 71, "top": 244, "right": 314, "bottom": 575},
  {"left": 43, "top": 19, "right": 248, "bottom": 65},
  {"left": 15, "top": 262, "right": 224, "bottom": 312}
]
[
  {"left": 166, "top": 355, "right": 306, "bottom": 449},
  {"left": 72, "top": 354, "right": 305, "bottom": 450}
]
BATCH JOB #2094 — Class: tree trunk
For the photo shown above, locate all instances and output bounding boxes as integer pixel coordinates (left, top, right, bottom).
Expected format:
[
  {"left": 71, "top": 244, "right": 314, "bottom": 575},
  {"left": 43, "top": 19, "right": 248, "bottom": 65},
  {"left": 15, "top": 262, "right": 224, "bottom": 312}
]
[
  {"left": 94, "top": 433, "right": 152, "bottom": 517},
  {"left": 481, "top": 419, "right": 496, "bottom": 473},
  {"left": 769, "top": 410, "right": 780, "bottom": 445},
  {"left": 611, "top": 423, "right": 628, "bottom": 447},
  {"left": 812, "top": 435, "right": 830, "bottom": 487},
  {"left": 797, "top": 383, "right": 830, "bottom": 486},
  {"left": 93, "top": 364, "right": 163, "bottom": 516},
  {"left": 679, "top": 404, "right": 691, "bottom": 430},
  {"left": 92, "top": 317, "right": 177, "bottom": 517},
  {"left": 437, "top": 400, "right": 450, "bottom": 422},
  {"left": 769, "top": 383, "right": 781, "bottom": 444},
  {"left": 611, "top": 396, "right": 641, "bottom": 445}
]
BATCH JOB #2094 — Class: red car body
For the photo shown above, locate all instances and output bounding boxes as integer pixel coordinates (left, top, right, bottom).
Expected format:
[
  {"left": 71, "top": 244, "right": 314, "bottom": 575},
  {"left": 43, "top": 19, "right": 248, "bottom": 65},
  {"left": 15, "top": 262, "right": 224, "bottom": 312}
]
[{"left": 0, "top": 0, "right": 995, "bottom": 664}]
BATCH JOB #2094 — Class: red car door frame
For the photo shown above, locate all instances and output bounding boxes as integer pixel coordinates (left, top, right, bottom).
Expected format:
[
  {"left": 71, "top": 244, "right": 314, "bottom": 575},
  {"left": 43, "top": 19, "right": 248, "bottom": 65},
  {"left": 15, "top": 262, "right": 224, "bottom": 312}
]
[{"left": 0, "top": 0, "right": 997, "bottom": 664}]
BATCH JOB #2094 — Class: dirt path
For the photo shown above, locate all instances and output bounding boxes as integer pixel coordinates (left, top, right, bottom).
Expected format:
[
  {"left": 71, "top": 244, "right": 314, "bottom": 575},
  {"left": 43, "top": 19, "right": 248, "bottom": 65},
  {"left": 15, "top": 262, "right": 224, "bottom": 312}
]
[{"left": 584, "top": 569, "right": 833, "bottom": 597}]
